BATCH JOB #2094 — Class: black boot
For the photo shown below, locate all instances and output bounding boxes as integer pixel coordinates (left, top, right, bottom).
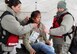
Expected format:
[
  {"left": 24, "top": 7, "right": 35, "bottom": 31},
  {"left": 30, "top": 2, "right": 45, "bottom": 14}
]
[
  {"left": 0, "top": 45, "right": 4, "bottom": 54},
  {"left": 16, "top": 44, "right": 30, "bottom": 54},
  {"left": 7, "top": 52, "right": 10, "bottom": 54}
]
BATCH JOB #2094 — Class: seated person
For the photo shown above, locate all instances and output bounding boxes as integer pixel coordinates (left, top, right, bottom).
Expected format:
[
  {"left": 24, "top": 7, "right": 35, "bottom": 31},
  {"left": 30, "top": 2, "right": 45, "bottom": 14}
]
[{"left": 23, "top": 10, "right": 55, "bottom": 54}]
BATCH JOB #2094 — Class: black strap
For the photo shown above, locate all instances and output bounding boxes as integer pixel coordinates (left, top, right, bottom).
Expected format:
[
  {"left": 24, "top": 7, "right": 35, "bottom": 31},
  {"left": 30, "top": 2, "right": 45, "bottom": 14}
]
[
  {"left": 56, "top": 12, "right": 74, "bottom": 42},
  {"left": 63, "top": 33, "right": 72, "bottom": 42},
  {"left": 0, "top": 11, "right": 18, "bottom": 44},
  {"left": 7, "top": 52, "right": 10, "bottom": 54},
  {"left": 0, "top": 11, "right": 18, "bottom": 21},
  {"left": 57, "top": 12, "right": 74, "bottom": 25},
  {"left": 1, "top": 11, "right": 12, "bottom": 20}
]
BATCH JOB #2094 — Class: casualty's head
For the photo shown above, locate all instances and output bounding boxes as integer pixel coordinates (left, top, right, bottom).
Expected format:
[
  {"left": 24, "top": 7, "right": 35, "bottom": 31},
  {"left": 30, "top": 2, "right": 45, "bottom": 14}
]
[{"left": 26, "top": 10, "right": 41, "bottom": 25}]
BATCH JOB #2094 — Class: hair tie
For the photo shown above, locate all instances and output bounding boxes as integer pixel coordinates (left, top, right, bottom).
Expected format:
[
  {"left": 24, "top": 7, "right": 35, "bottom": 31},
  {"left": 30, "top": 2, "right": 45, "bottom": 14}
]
[{"left": 8, "top": 0, "right": 9, "bottom": 1}]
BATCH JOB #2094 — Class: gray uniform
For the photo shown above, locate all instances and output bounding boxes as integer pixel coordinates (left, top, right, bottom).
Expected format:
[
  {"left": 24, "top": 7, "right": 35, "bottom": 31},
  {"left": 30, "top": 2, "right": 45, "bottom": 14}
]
[
  {"left": 1, "top": 6, "right": 35, "bottom": 54},
  {"left": 49, "top": 10, "right": 74, "bottom": 54}
]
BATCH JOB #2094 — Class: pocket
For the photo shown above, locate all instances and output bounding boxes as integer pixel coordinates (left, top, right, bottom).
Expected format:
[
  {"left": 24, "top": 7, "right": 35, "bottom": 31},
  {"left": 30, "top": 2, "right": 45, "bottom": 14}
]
[{"left": 6, "top": 34, "right": 19, "bottom": 47}]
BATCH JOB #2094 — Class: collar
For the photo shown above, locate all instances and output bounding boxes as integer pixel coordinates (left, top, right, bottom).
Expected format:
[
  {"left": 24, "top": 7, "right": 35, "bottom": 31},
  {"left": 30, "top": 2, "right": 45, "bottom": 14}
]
[
  {"left": 56, "top": 10, "right": 68, "bottom": 17},
  {"left": 6, "top": 6, "right": 16, "bottom": 17}
]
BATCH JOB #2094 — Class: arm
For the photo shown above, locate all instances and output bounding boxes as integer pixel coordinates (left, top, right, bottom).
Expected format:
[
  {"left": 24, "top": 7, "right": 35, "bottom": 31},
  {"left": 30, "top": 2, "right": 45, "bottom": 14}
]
[
  {"left": 23, "top": 33, "right": 36, "bottom": 54},
  {"left": 40, "top": 23, "right": 48, "bottom": 42},
  {"left": 49, "top": 14, "right": 74, "bottom": 36},
  {"left": 23, "top": 33, "right": 32, "bottom": 52},
  {"left": 20, "top": 17, "right": 29, "bottom": 26},
  {"left": 40, "top": 23, "right": 51, "bottom": 45},
  {"left": 1, "top": 15, "right": 35, "bottom": 35},
  {"left": 40, "top": 23, "right": 47, "bottom": 41}
]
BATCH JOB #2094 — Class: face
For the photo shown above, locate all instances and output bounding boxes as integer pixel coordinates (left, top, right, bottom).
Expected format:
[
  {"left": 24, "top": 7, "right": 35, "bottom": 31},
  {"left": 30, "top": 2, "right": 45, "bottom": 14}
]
[
  {"left": 33, "top": 14, "right": 41, "bottom": 24},
  {"left": 12, "top": 4, "right": 21, "bottom": 13},
  {"left": 57, "top": 8, "right": 64, "bottom": 12}
]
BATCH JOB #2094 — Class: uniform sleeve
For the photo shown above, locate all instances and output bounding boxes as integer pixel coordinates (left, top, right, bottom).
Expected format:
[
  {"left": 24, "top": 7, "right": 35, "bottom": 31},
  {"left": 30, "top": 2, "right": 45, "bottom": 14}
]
[
  {"left": 49, "top": 14, "right": 74, "bottom": 36},
  {"left": 23, "top": 33, "right": 32, "bottom": 52},
  {"left": 40, "top": 23, "right": 48, "bottom": 41},
  {"left": 20, "top": 18, "right": 29, "bottom": 26},
  {"left": 1, "top": 15, "right": 34, "bottom": 35}
]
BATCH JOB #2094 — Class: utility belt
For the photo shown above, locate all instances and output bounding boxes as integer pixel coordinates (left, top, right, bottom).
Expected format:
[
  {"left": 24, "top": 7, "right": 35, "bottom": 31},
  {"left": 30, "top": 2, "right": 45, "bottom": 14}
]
[
  {"left": 0, "top": 29, "right": 19, "bottom": 47},
  {"left": 54, "top": 36, "right": 63, "bottom": 38}
]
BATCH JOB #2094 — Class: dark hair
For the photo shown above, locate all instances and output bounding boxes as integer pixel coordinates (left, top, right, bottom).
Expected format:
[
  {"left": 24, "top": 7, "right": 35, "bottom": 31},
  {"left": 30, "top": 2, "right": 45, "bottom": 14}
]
[
  {"left": 5, "top": 0, "right": 21, "bottom": 8},
  {"left": 26, "top": 10, "right": 41, "bottom": 25}
]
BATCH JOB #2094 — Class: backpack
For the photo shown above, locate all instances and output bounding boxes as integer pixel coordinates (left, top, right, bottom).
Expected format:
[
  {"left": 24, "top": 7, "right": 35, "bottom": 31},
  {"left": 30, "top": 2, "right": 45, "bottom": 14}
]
[
  {"left": 68, "top": 26, "right": 77, "bottom": 54},
  {"left": 0, "top": 11, "right": 19, "bottom": 46},
  {"left": 50, "top": 12, "right": 75, "bottom": 42}
]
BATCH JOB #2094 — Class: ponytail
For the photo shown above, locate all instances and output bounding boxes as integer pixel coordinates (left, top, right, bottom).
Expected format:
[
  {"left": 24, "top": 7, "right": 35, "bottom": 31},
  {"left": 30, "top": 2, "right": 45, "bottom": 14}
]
[
  {"left": 5, "top": 0, "right": 21, "bottom": 8},
  {"left": 26, "top": 18, "right": 34, "bottom": 25},
  {"left": 26, "top": 10, "right": 41, "bottom": 25},
  {"left": 5, "top": 0, "right": 9, "bottom": 4}
]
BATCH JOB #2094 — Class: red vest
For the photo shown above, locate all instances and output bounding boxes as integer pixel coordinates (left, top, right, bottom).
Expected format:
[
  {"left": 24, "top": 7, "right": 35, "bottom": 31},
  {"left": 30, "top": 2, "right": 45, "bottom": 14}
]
[{"left": 50, "top": 12, "right": 72, "bottom": 38}]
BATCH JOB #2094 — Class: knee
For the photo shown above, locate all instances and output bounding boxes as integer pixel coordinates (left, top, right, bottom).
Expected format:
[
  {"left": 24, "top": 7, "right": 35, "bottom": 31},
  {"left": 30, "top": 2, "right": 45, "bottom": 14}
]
[
  {"left": 50, "top": 46, "right": 55, "bottom": 52},
  {"left": 44, "top": 46, "right": 55, "bottom": 54},
  {"left": 47, "top": 48, "right": 55, "bottom": 54},
  {"left": 37, "top": 42, "right": 45, "bottom": 46}
]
